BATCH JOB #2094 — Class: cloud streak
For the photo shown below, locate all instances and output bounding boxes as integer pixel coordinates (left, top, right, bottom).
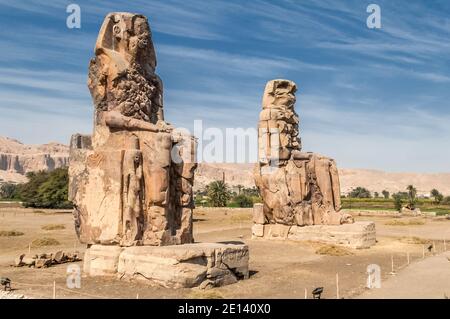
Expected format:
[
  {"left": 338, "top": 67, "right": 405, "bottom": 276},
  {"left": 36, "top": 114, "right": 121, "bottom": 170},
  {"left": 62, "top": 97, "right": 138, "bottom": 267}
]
[{"left": 0, "top": 0, "right": 448, "bottom": 172}]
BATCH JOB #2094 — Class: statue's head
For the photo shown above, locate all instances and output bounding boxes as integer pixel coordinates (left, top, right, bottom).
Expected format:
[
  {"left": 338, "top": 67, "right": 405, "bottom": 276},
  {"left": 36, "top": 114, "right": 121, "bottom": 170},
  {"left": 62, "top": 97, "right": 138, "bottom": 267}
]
[
  {"left": 262, "top": 79, "right": 297, "bottom": 109},
  {"left": 95, "top": 12, "right": 157, "bottom": 74}
]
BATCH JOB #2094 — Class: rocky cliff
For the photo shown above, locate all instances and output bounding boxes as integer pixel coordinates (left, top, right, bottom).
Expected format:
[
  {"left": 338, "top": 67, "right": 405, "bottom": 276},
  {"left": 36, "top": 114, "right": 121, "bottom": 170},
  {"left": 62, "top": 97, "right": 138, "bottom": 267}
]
[{"left": 0, "top": 136, "right": 69, "bottom": 184}]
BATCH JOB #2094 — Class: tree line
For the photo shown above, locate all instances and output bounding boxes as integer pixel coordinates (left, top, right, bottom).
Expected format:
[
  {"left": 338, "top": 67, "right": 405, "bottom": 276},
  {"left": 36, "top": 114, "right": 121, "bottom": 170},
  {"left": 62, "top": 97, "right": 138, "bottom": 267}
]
[
  {"left": 0, "top": 168, "right": 72, "bottom": 209},
  {"left": 1, "top": 170, "right": 261, "bottom": 209},
  {"left": 345, "top": 185, "right": 450, "bottom": 212},
  {"left": 195, "top": 181, "right": 261, "bottom": 208},
  {"left": 2, "top": 170, "right": 449, "bottom": 211}
]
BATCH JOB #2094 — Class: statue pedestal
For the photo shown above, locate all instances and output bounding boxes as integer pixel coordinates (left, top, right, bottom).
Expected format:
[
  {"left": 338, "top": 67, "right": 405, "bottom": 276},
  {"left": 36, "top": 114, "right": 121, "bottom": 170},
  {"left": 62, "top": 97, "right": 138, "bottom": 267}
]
[
  {"left": 252, "top": 221, "right": 376, "bottom": 249},
  {"left": 83, "top": 242, "right": 249, "bottom": 289}
]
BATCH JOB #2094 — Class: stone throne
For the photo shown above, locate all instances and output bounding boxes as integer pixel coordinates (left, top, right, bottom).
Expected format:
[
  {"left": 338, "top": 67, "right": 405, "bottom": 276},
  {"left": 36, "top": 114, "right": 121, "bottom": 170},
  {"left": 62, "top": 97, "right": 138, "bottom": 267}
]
[
  {"left": 69, "top": 13, "right": 249, "bottom": 288},
  {"left": 252, "top": 79, "right": 376, "bottom": 248}
]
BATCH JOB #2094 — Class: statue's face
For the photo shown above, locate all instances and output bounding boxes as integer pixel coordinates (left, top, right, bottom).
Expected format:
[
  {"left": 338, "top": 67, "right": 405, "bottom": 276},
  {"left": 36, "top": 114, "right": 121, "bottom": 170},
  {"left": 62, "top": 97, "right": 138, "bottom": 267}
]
[
  {"left": 274, "top": 88, "right": 296, "bottom": 108},
  {"left": 263, "top": 80, "right": 297, "bottom": 109}
]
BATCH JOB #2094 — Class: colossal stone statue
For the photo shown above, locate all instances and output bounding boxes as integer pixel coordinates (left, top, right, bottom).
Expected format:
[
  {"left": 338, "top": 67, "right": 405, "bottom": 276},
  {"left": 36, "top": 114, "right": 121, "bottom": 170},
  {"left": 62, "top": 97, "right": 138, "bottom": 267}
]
[
  {"left": 69, "top": 13, "right": 196, "bottom": 247},
  {"left": 254, "top": 79, "right": 353, "bottom": 226},
  {"left": 68, "top": 13, "right": 249, "bottom": 288}
]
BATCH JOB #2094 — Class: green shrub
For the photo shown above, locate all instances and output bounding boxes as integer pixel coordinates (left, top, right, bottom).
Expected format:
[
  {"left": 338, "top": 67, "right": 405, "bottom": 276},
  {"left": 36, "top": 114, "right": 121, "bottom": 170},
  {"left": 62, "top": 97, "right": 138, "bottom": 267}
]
[
  {"left": 442, "top": 196, "right": 450, "bottom": 205},
  {"left": 232, "top": 194, "right": 253, "bottom": 208},
  {"left": 393, "top": 195, "right": 403, "bottom": 212},
  {"left": 17, "top": 168, "right": 72, "bottom": 209},
  {"left": 0, "top": 183, "right": 20, "bottom": 200}
]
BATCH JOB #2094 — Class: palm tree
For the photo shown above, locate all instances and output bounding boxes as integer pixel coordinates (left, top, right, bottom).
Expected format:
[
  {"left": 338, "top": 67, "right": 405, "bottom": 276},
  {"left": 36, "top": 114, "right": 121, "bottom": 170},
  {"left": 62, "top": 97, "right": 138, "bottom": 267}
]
[
  {"left": 382, "top": 190, "right": 390, "bottom": 199},
  {"left": 207, "top": 180, "right": 231, "bottom": 207},
  {"left": 406, "top": 185, "right": 417, "bottom": 209}
]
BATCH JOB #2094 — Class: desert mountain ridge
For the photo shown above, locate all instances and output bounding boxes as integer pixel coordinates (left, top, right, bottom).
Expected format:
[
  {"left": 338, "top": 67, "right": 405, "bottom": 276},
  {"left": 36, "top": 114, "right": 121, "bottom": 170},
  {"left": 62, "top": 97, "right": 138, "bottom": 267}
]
[
  {"left": 1, "top": 136, "right": 449, "bottom": 196},
  {"left": 0, "top": 136, "right": 69, "bottom": 184}
]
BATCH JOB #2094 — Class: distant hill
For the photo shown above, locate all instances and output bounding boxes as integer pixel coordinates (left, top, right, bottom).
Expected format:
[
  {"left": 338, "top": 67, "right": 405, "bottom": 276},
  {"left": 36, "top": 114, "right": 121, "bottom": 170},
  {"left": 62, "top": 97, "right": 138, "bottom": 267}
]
[
  {"left": 1, "top": 136, "right": 449, "bottom": 196},
  {"left": 0, "top": 136, "right": 68, "bottom": 184},
  {"left": 196, "top": 164, "right": 450, "bottom": 196}
]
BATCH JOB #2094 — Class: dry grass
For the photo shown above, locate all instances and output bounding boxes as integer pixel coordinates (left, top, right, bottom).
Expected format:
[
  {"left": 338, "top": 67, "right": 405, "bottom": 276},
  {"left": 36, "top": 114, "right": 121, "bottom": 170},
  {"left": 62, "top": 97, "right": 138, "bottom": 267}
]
[
  {"left": 230, "top": 213, "right": 252, "bottom": 223},
  {"left": 41, "top": 224, "right": 66, "bottom": 230},
  {"left": 0, "top": 230, "right": 24, "bottom": 237},
  {"left": 385, "top": 219, "right": 425, "bottom": 226},
  {"left": 315, "top": 244, "right": 353, "bottom": 256},
  {"left": 33, "top": 210, "right": 46, "bottom": 214},
  {"left": 30, "top": 237, "right": 60, "bottom": 247},
  {"left": 187, "top": 290, "right": 224, "bottom": 299},
  {"left": 399, "top": 236, "right": 431, "bottom": 245}
]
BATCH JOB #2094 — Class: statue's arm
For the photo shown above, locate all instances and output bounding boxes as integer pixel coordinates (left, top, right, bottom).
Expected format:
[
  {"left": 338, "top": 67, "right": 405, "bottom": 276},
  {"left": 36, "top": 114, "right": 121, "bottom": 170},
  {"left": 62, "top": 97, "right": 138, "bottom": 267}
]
[
  {"left": 104, "top": 111, "right": 170, "bottom": 132},
  {"left": 291, "top": 150, "right": 313, "bottom": 161}
]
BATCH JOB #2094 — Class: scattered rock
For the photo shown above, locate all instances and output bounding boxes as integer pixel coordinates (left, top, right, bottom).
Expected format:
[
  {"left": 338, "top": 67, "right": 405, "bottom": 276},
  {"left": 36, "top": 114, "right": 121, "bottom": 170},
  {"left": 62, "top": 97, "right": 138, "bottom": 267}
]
[
  {"left": 35, "top": 258, "right": 52, "bottom": 268},
  {"left": 14, "top": 254, "right": 25, "bottom": 267},
  {"left": 14, "top": 250, "right": 81, "bottom": 268}
]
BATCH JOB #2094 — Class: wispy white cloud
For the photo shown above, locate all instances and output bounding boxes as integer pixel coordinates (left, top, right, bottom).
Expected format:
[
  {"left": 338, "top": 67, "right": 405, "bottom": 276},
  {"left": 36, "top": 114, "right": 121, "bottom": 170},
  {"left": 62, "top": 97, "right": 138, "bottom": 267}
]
[
  {"left": 0, "top": 0, "right": 448, "bottom": 172},
  {"left": 159, "top": 44, "right": 336, "bottom": 77},
  {"left": 0, "top": 68, "right": 87, "bottom": 95}
]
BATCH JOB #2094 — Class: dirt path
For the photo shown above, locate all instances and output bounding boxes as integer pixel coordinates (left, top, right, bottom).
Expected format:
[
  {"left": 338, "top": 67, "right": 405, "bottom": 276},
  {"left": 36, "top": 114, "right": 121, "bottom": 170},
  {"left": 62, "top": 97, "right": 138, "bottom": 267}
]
[{"left": 356, "top": 251, "right": 450, "bottom": 299}]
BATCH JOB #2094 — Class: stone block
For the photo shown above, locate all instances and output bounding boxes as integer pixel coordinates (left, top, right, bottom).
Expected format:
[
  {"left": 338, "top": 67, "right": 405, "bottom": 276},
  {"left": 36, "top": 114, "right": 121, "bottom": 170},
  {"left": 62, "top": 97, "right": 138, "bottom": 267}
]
[
  {"left": 252, "top": 224, "right": 264, "bottom": 237},
  {"left": 287, "top": 221, "right": 376, "bottom": 249},
  {"left": 83, "top": 242, "right": 249, "bottom": 289},
  {"left": 83, "top": 245, "right": 123, "bottom": 276},
  {"left": 265, "top": 224, "right": 291, "bottom": 239},
  {"left": 253, "top": 204, "right": 265, "bottom": 224}
]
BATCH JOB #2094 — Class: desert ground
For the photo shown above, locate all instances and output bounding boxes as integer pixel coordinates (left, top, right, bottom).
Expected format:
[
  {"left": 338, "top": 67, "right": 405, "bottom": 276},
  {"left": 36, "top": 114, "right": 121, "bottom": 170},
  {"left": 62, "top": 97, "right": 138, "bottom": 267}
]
[{"left": 0, "top": 206, "right": 449, "bottom": 299}]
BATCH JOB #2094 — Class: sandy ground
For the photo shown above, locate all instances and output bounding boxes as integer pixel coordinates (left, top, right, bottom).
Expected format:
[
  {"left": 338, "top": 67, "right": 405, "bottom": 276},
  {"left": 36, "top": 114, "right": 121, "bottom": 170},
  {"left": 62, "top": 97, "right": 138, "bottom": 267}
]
[
  {"left": 0, "top": 207, "right": 449, "bottom": 299},
  {"left": 357, "top": 251, "right": 450, "bottom": 299}
]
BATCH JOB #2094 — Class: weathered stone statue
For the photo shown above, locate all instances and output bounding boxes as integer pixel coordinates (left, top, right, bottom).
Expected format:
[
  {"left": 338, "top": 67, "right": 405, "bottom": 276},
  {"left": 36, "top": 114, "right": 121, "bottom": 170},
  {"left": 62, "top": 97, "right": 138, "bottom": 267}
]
[
  {"left": 69, "top": 13, "right": 197, "bottom": 247},
  {"left": 254, "top": 79, "right": 353, "bottom": 226},
  {"left": 69, "top": 12, "right": 249, "bottom": 288},
  {"left": 253, "top": 80, "right": 375, "bottom": 248}
]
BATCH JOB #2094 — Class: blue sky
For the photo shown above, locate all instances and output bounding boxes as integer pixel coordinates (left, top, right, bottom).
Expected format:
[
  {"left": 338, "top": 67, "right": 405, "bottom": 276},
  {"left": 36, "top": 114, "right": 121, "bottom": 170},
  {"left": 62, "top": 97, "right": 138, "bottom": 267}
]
[{"left": 0, "top": 0, "right": 449, "bottom": 172}]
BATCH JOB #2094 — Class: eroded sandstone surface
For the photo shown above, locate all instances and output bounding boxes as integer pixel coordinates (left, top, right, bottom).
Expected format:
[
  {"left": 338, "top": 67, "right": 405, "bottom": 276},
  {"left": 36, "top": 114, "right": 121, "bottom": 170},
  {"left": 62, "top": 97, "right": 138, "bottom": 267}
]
[
  {"left": 69, "top": 13, "right": 196, "bottom": 247},
  {"left": 0, "top": 136, "right": 68, "bottom": 184},
  {"left": 68, "top": 12, "right": 249, "bottom": 288},
  {"left": 254, "top": 79, "right": 353, "bottom": 226}
]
